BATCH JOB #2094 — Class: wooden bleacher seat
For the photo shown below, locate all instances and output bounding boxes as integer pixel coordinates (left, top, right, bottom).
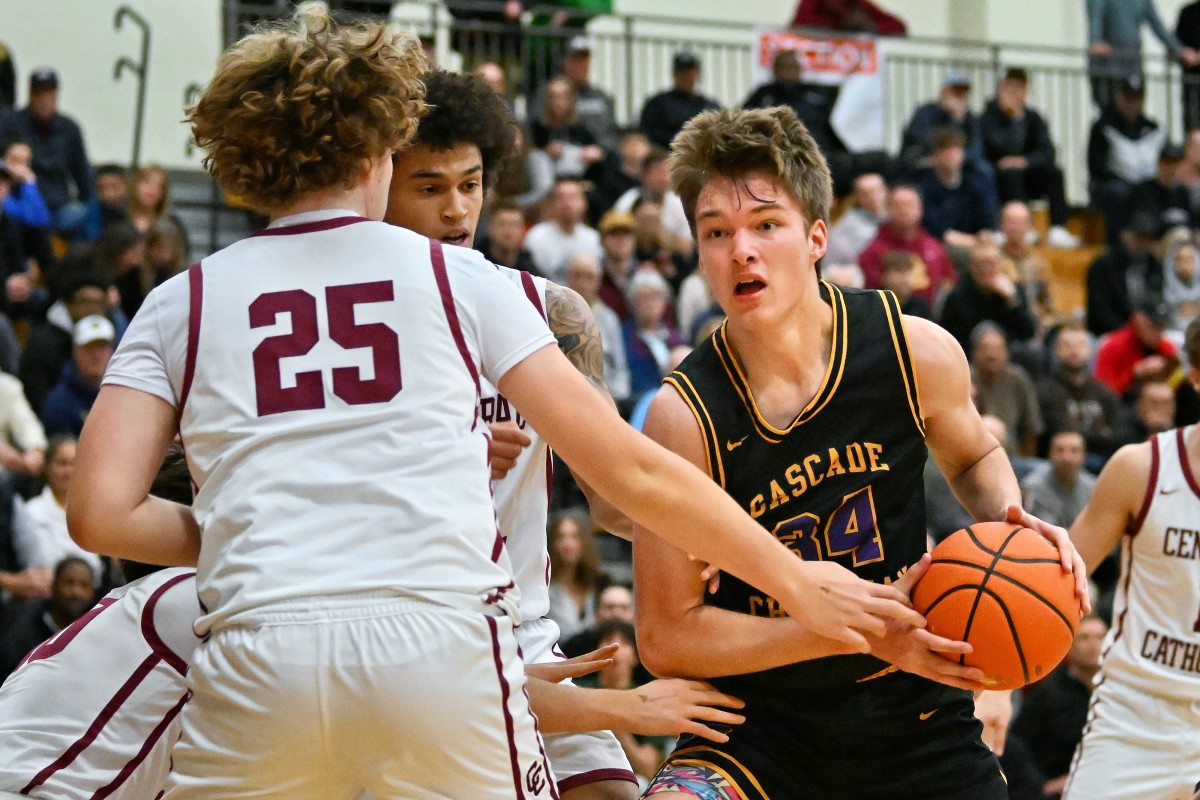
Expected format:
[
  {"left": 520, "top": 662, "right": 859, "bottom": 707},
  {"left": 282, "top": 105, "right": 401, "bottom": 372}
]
[{"left": 1032, "top": 243, "right": 1102, "bottom": 319}]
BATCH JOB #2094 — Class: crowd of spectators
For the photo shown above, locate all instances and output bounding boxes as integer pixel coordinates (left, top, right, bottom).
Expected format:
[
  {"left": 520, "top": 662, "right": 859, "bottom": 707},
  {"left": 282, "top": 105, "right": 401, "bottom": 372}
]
[
  {"left": 4, "top": 1, "right": 1200, "bottom": 791},
  {"left": 0, "top": 62, "right": 191, "bottom": 685}
]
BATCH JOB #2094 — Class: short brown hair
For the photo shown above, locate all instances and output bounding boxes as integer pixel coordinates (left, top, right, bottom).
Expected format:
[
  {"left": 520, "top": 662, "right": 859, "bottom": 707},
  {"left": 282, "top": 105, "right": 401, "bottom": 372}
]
[
  {"left": 669, "top": 106, "right": 832, "bottom": 233},
  {"left": 930, "top": 126, "right": 967, "bottom": 153},
  {"left": 188, "top": 6, "right": 427, "bottom": 212}
]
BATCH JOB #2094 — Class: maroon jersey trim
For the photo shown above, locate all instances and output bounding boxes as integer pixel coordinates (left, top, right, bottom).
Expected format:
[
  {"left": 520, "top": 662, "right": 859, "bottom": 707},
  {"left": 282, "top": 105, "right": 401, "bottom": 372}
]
[
  {"left": 179, "top": 263, "right": 203, "bottom": 412},
  {"left": 21, "top": 654, "right": 162, "bottom": 794},
  {"left": 1176, "top": 426, "right": 1200, "bottom": 500},
  {"left": 139, "top": 571, "right": 198, "bottom": 676},
  {"left": 249, "top": 216, "right": 370, "bottom": 237},
  {"left": 92, "top": 692, "right": 189, "bottom": 799},
  {"left": 430, "top": 239, "right": 482, "bottom": 403},
  {"left": 1128, "top": 433, "right": 1161, "bottom": 537},
  {"left": 520, "top": 271, "right": 546, "bottom": 320},
  {"left": 488, "top": 616, "right": 527, "bottom": 799}
]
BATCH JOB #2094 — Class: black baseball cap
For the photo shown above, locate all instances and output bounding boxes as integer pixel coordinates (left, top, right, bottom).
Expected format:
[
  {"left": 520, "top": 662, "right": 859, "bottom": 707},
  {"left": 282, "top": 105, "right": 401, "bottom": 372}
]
[
  {"left": 1160, "top": 142, "right": 1185, "bottom": 162},
  {"left": 1128, "top": 210, "right": 1163, "bottom": 239},
  {"left": 29, "top": 67, "right": 59, "bottom": 92},
  {"left": 1135, "top": 296, "right": 1171, "bottom": 326},
  {"left": 673, "top": 51, "right": 700, "bottom": 71},
  {"left": 1117, "top": 74, "right": 1145, "bottom": 97}
]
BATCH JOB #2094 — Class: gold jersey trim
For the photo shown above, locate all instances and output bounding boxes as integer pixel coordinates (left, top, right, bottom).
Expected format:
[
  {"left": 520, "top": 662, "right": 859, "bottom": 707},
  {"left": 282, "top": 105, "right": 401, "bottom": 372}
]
[
  {"left": 663, "top": 372, "right": 726, "bottom": 489},
  {"left": 879, "top": 289, "right": 926, "bottom": 438},
  {"left": 713, "top": 280, "right": 848, "bottom": 442}
]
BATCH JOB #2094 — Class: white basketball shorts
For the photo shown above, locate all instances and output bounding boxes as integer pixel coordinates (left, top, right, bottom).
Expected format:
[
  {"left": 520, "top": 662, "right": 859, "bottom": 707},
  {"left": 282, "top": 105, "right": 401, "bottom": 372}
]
[
  {"left": 165, "top": 593, "right": 557, "bottom": 800},
  {"left": 1063, "top": 676, "right": 1200, "bottom": 800}
]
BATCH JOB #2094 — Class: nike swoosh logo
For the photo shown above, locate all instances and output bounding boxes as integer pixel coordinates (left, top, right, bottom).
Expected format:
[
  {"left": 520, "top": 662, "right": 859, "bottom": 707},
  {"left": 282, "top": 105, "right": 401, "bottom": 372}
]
[
  {"left": 1160, "top": 488, "right": 1179, "bottom": 495},
  {"left": 726, "top": 436, "right": 748, "bottom": 451},
  {"left": 919, "top": 709, "right": 939, "bottom": 721}
]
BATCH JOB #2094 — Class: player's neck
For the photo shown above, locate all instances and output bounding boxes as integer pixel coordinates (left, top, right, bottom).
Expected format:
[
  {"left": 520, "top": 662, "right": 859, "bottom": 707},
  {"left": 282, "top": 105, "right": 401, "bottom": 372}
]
[
  {"left": 270, "top": 184, "right": 374, "bottom": 222},
  {"left": 724, "top": 292, "right": 833, "bottom": 425}
]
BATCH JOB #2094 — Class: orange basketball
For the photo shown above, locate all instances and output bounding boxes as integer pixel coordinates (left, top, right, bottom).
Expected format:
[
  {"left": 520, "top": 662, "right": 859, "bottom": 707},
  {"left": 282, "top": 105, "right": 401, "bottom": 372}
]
[{"left": 910, "top": 521, "right": 1082, "bottom": 690}]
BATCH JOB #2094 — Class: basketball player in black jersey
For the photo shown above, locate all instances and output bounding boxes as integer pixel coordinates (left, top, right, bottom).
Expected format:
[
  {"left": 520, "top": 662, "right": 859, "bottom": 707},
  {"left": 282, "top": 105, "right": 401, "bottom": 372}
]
[{"left": 633, "top": 107, "right": 1090, "bottom": 800}]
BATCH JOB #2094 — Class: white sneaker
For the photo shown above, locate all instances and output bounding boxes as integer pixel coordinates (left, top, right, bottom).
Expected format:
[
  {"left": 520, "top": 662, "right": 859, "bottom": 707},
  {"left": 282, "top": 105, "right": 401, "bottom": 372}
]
[{"left": 1046, "top": 225, "right": 1081, "bottom": 248}]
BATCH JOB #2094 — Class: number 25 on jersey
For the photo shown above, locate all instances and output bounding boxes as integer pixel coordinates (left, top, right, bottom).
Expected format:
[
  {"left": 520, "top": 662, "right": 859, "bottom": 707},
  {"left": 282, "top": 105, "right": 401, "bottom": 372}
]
[{"left": 250, "top": 282, "right": 402, "bottom": 417}]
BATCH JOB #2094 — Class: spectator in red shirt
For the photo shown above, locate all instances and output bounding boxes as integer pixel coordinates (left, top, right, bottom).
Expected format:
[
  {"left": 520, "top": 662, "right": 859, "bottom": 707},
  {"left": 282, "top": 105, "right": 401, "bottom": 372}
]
[
  {"left": 791, "top": 0, "right": 907, "bottom": 36},
  {"left": 1093, "top": 297, "right": 1180, "bottom": 399},
  {"left": 858, "top": 183, "right": 956, "bottom": 305}
]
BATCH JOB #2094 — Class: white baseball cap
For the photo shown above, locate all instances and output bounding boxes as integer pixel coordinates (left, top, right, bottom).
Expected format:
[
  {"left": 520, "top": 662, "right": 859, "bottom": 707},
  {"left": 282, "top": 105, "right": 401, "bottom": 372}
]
[{"left": 73, "top": 315, "right": 115, "bottom": 347}]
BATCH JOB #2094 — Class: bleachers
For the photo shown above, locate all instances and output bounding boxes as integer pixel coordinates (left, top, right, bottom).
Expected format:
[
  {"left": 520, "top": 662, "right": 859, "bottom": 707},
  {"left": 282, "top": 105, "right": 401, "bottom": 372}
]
[
  {"left": 167, "top": 169, "right": 257, "bottom": 261},
  {"left": 1036, "top": 207, "right": 1107, "bottom": 319}
]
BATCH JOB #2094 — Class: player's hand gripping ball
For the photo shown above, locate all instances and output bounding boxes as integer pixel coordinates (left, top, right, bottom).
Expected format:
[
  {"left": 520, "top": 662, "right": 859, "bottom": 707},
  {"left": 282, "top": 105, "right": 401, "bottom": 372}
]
[{"left": 911, "top": 521, "right": 1082, "bottom": 690}]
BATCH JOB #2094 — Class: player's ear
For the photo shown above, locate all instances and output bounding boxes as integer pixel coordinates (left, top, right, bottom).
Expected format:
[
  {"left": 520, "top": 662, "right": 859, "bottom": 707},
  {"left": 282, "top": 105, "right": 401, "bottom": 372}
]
[{"left": 808, "top": 218, "right": 828, "bottom": 263}]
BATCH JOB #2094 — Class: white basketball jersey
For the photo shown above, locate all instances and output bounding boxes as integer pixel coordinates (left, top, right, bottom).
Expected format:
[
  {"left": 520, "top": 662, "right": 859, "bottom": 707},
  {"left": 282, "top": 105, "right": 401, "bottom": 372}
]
[
  {"left": 102, "top": 211, "right": 555, "bottom": 633},
  {"left": 483, "top": 266, "right": 553, "bottom": 623},
  {"left": 1101, "top": 426, "right": 1200, "bottom": 701},
  {"left": 0, "top": 569, "right": 200, "bottom": 799}
]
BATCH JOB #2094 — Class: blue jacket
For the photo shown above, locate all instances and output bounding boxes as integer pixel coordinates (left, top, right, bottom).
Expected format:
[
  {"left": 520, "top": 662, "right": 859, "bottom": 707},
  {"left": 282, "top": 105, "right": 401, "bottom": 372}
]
[
  {"left": 914, "top": 163, "right": 999, "bottom": 239},
  {"left": 40, "top": 361, "right": 99, "bottom": 437},
  {"left": 2, "top": 181, "right": 50, "bottom": 228}
]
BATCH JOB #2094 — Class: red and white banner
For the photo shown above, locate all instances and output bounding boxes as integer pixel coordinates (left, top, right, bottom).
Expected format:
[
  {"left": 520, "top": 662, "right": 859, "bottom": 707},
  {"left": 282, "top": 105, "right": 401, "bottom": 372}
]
[{"left": 753, "top": 29, "right": 888, "bottom": 152}]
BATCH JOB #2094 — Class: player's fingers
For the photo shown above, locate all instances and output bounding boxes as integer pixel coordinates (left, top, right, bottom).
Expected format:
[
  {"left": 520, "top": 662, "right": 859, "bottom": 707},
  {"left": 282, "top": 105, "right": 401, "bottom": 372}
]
[
  {"left": 523, "top": 661, "right": 608, "bottom": 682},
  {"left": 869, "top": 596, "right": 926, "bottom": 629},
  {"left": 892, "top": 553, "right": 932, "bottom": 596},
  {"left": 489, "top": 421, "right": 531, "bottom": 447},
  {"left": 681, "top": 720, "right": 732, "bottom": 744},
  {"left": 569, "top": 642, "right": 620, "bottom": 662},
  {"left": 686, "top": 686, "right": 746, "bottom": 710},
  {"left": 525, "top": 657, "right": 613, "bottom": 682},
  {"left": 1003, "top": 502, "right": 1029, "bottom": 527},
  {"left": 1072, "top": 552, "right": 1092, "bottom": 613},
  {"left": 927, "top": 656, "right": 988, "bottom": 684},
  {"left": 870, "top": 583, "right": 915, "bottom": 608},
  {"left": 686, "top": 705, "right": 746, "bottom": 727},
  {"left": 912, "top": 627, "right": 972, "bottom": 655}
]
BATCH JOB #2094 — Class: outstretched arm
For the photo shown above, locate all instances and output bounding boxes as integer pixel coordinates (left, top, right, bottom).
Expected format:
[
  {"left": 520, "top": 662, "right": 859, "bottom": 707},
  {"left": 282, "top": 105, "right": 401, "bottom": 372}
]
[
  {"left": 544, "top": 282, "right": 633, "bottom": 539},
  {"left": 906, "top": 316, "right": 1088, "bottom": 608},
  {"left": 500, "top": 346, "right": 924, "bottom": 651},
  {"left": 1069, "top": 442, "right": 1151, "bottom": 575},
  {"left": 525, "top": 675, "right": 744, "bottom": 741}
]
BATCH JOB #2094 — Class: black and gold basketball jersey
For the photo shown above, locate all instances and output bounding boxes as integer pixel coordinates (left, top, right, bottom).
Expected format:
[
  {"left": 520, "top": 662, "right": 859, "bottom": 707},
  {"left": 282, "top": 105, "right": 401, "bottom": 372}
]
[{"left": 666, "top": 280, "right": 929, "bottom": 692}]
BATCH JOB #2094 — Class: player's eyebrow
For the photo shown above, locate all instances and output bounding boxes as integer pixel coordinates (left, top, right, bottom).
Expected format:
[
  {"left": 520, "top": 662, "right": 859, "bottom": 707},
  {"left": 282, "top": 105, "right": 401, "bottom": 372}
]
[
  {"left": 408, "top": 163, "right": 483, "bottom": 180},
  {"left": 697, "top": 200, "right": 784, "bottom": 221}
]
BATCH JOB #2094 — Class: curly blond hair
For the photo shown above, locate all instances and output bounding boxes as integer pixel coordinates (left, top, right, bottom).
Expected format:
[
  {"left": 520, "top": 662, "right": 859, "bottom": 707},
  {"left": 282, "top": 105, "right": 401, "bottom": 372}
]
[
  {"left": 668, "top": 106, "right": 832, "bottom": 232},
  {"left": 188, "top": 6, "right": 427, "bottom": 212}
]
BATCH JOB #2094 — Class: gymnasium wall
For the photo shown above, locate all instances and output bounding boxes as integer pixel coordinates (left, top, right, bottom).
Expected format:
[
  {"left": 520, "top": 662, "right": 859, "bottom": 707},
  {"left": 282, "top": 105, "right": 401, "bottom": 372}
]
[{"left": 3, "top": 0, "right": 1195, "bottom": 170}]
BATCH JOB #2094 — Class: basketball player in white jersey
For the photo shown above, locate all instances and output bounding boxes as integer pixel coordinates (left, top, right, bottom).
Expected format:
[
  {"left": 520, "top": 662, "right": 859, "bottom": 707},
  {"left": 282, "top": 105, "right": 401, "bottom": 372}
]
[
  {"left": 385, "top": 70, "right": 747, "bottom": 799},
  {"left": 67, "top": 10, "right": 929, "bottom": 798},
  {"left": 0, "top": 450, "right": 197, "bottom": 800},
  {"left": 1063, "top": 316, "right": 1200, "bottom": 800}
]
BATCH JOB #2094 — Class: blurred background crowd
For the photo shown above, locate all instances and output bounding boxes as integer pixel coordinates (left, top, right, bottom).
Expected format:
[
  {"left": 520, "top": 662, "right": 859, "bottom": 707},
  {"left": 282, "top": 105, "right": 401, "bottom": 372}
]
[{"left": 1, "top": 1, "right": 1199, "bottom": 794}]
